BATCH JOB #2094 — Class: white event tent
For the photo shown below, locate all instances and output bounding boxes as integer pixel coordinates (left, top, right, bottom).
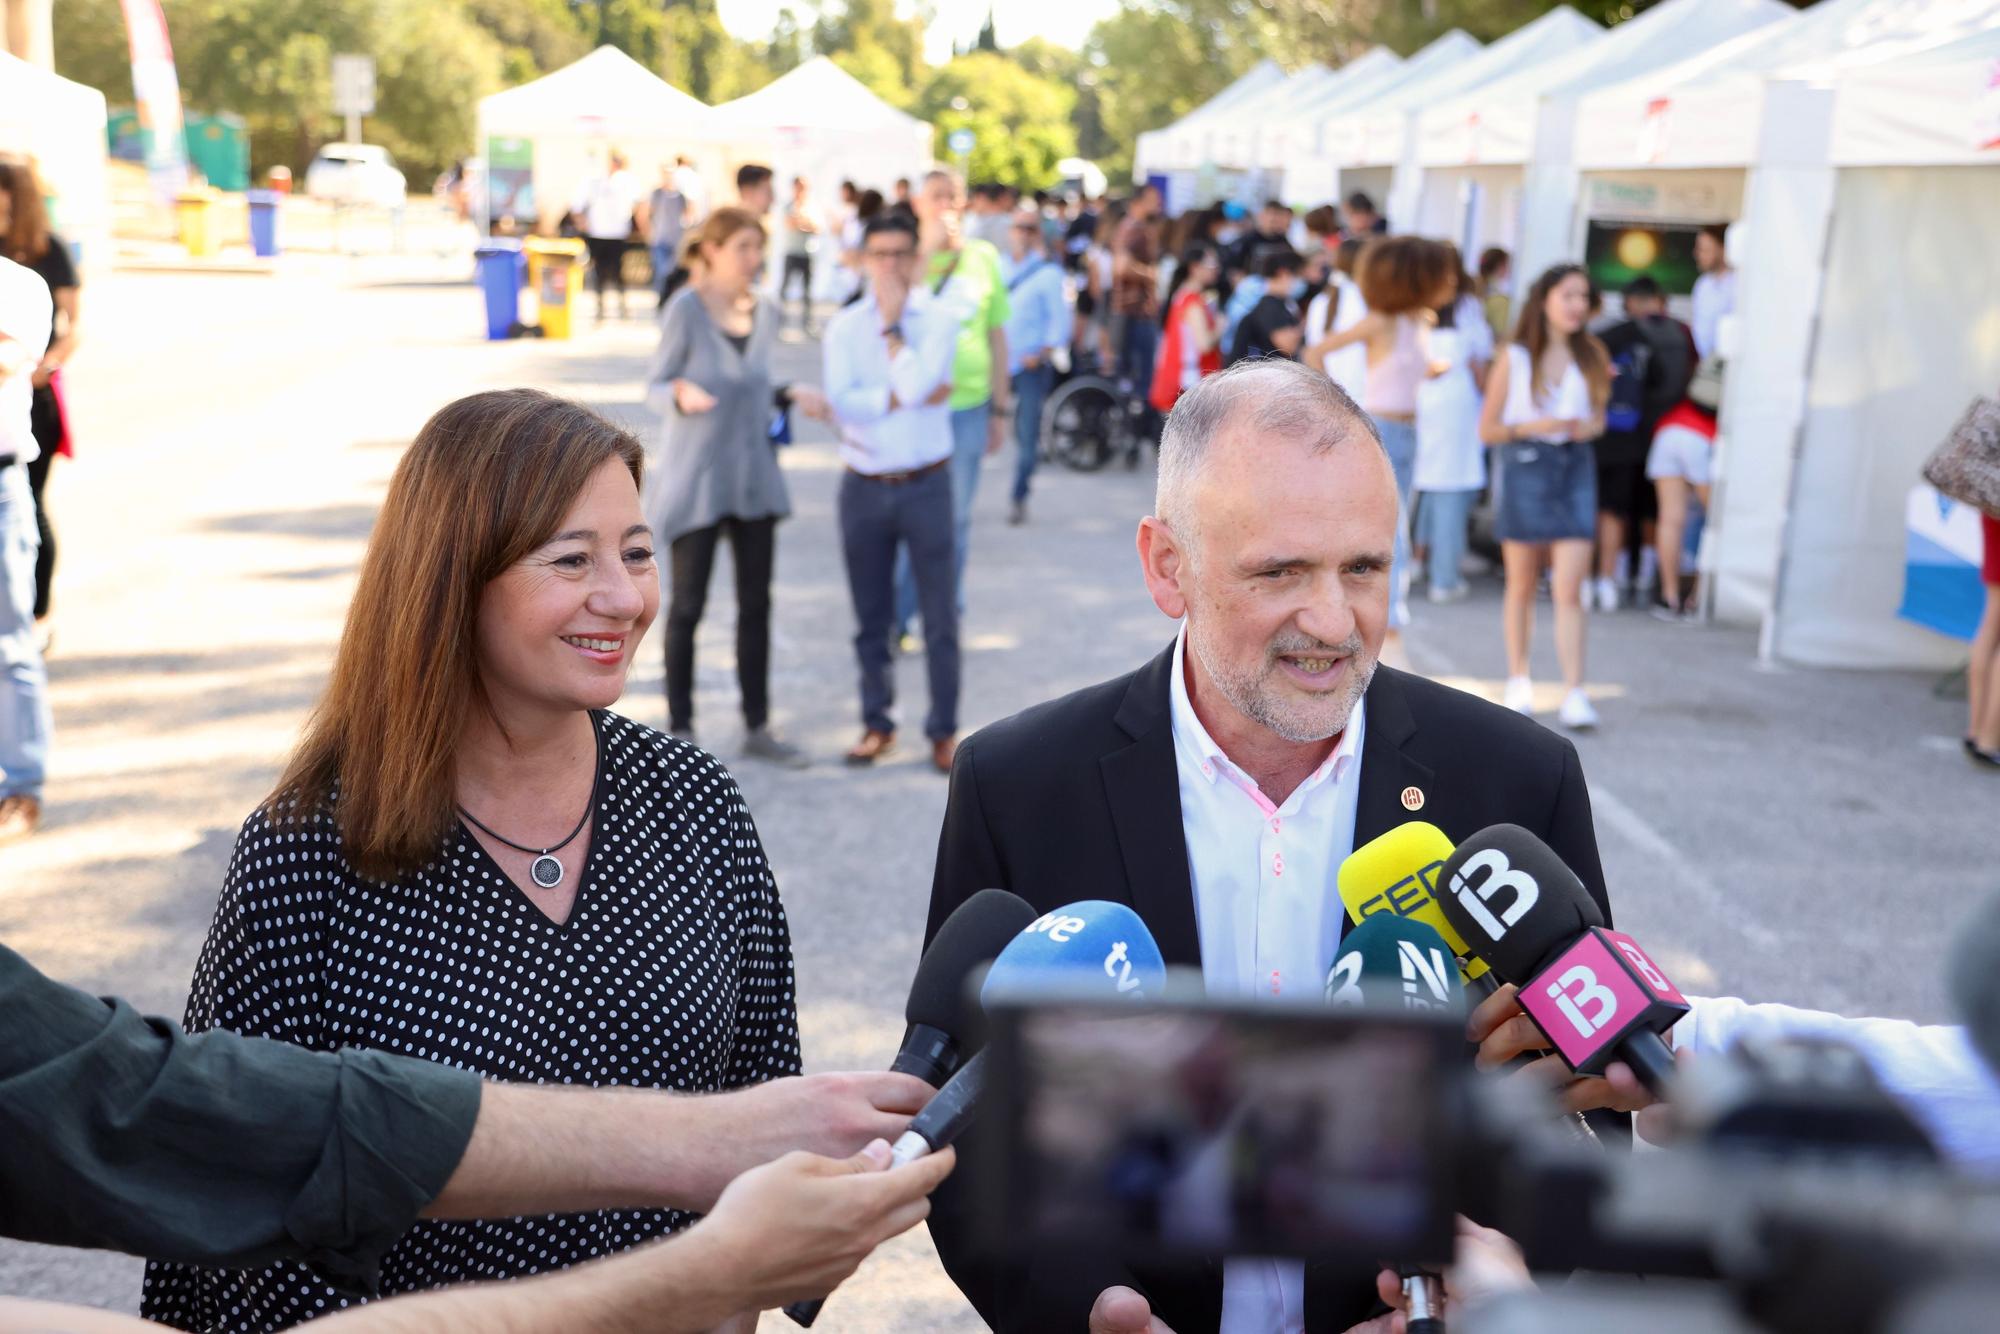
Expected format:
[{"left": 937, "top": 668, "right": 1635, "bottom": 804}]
[
  {"left": 1317, "top": 7, "right": 1604, "bottom": 233},
  {"left": 1259, "top": 48, "right": 1424, "bottom": 174},
  {"left": 0, "top": 51, "right": 111, "bottom": 278},
  {"left": 1411, "top": 0, "right": 1795, "bottom": 280},
  {"left": 1276, "top": 31, "right": 1485, "bottom": 205},
  {"left": 1572, "top": 0, "right": 2000, "bottom": 662},
  {"left": 1753, "top": 21, "right": 2000, "bottom": 668},
  {"left": 1137, "top": 60, "right": 1289, "bottom": 174},
  {"left": 707, "top": 57, "right": 933, "bottom": 202},
  {"left": 1200, "top": 63, "right": 1338, "bottom": 172},
  {"left": 476, "top": 46, "right": 728, "bottom": 231}
]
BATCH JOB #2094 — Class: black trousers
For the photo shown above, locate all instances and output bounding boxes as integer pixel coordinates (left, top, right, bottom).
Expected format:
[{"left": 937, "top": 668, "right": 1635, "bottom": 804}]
[
  {"left": 584, "top": 236, "right": 627, "bottom": 302},
  {"left": 27, "top": 386, "right": 58, "bottom": 620},
  {"left": 780, "top": 254, "right": 813, "bottom": 326},
  {"left": 666, "top": 515, "right": 777, "bottom": 732}
]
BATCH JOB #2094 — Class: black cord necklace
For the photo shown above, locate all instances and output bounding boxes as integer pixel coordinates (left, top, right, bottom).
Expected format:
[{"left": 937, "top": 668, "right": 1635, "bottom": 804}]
[{"left": 459, "top": 723, "right": 602, "bottom": 890}]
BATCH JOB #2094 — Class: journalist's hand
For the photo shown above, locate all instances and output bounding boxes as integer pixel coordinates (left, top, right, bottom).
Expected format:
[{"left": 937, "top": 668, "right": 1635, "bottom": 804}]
[
  {"left": 1468, "top": 984, "right": 1657, "bottom": 1117},
  {"left": 679, "top": 1072, "right": 933, "bottom": 1208},
  {"left": 1090, "top": 1286, "right": 1180, "bottom": 1334},
  {"left": 1368, "top": 1216, "right": 1535, "bottom": 1332},
  {"left": 690, "top": 1140, "right": 955, "bottom": 1310}
]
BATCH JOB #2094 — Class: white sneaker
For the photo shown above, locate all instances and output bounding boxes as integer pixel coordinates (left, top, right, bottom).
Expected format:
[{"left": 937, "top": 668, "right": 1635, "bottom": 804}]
[
  {"left": 1503, "top": 676, "right": 1534, "bottom": 714},
  {"left": 1558, "top": 688, "right": 1599, "bottom": 731},
  {"left": 1593, "top": 576, "right": 1621, "bottom": 612}
]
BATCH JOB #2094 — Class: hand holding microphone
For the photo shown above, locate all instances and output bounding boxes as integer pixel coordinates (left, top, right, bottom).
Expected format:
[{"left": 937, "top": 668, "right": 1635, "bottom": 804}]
[{"left": 1467, "top": 982, "right": 1659, "bottom": 1118}]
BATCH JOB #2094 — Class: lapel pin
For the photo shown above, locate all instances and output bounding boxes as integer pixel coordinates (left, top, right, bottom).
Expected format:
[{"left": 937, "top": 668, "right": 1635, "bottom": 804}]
[{"left": 1400, "top": 785, "right": 1425, "bottom": 812}]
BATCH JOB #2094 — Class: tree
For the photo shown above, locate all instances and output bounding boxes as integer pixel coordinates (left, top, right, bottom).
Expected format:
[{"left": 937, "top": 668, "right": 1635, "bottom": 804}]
[
  {"left": 916, "top": 52, "right": 1075, "bottom": 190},
  {"left": 812, "top": 0, "right": 929, "bottom": 108}
]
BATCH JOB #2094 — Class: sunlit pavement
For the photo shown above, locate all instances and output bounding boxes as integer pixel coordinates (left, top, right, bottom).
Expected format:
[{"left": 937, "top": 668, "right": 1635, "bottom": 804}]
[{"left": 1, "top": 256, "right": 1991, "bottom": 1325}]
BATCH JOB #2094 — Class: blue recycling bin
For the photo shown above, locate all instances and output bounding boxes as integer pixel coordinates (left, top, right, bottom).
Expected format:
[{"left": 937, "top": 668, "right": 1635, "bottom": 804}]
[
  {"left": 475, "top": 239, "right": 525, "bottom": 341},
  {"left": 246, "top": 189, "right": 281, "bottom": 257}
]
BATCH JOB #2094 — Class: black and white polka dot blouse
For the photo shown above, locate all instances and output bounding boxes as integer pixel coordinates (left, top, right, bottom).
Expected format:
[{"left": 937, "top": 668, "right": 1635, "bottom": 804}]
[{"left": 140, "top": 711, "right": 801, "bottom": 1332}]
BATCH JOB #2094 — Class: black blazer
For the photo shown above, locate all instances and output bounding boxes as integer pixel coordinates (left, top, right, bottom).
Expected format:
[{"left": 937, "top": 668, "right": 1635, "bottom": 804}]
[{"left": 924, "top": 644, "right": 1614, "bottom": 1333}]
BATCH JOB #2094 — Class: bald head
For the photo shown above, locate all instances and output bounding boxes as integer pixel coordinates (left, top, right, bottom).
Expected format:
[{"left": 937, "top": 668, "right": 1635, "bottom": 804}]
[{"left": 1155, "top": 359, "right": 1386, "bottom": 544}]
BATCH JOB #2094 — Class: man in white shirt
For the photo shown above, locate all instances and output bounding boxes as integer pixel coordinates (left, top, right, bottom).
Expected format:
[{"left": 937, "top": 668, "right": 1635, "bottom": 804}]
[
  {"left": 1690, "top": 223, "right": 1735, "bottom": 361},
  {"left": 0, "top": 256, "right": 53, "bottom": 844},
  {"left": 671, "top": 155, "right": 707, "bottom": 226},
  {"left": 822, "top": 213, "right": 963, "bottom": 775},
  {"left": 571, "top": 149, "right": 647, "bottom": 322}
]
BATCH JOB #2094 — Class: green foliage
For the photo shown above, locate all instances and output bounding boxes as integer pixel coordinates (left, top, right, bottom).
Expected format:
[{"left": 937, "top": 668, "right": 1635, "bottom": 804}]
[
  {"left": 916, "top": 52, "right": 1076, "bottom": 191},
  {"left": 814, "top": 0, "right": 929, "bottom": 108}
]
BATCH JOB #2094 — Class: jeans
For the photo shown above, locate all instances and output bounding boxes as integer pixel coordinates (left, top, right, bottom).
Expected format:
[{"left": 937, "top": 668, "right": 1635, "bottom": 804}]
[
  {"left": 895, "top": 403, "right": 990, "bottom": 634},
  {"left": 780, "top": 254, "right": 814, "bottom": 329},
  {"left": 664, "top": 515, "right": 777, "bottom": 732},
  {"left": 649, "top": 242, "right": 676, "bottom": 302},
  {"left": 0, "top": 465, "right": 50, "bottom": 799},
  {"left": 1117, "top": 314, "right": 1161, "bottom": 440},
  {"left": 1011, "top": 364, "right": 1055, "bottom": 503},
  {"left": 1416, "top": 488, "right": 1479, "bottom": 595},
  {"left": 1371, "top": 415, "right": 1418, "bottom": 628},
  {"left": 841, "top": 467, "right": 959, "bottom": 739}
]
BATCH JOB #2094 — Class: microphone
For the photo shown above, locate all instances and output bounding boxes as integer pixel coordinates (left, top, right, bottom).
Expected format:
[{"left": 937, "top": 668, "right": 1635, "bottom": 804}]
[
  {"left": 895, "top": 888, "right": 1040, "bottom": 1087},
  {"left": 786, "top": 902, "right": 1164, "bottom": 1328},
  {"left": 893, "top": 900, "right": 1168, "bottom": 1163},
  {"left": 1337, "top": 821, "right": 1493, "bottom": 985},
  {"left": 1435, "top": 825, "right": 1688, "bottom": 1096},
  {"left": 1325, "top": 913, "right": 1462, "bottom": 1334}
]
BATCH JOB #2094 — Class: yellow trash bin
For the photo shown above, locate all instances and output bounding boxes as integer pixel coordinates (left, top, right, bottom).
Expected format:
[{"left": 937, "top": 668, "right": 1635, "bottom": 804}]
[
  {"left": 176, "top": 187, "right": 222, "bottom": 258},
  {"left": 524, "top": 237, "right": 588, "bottom": 340}
]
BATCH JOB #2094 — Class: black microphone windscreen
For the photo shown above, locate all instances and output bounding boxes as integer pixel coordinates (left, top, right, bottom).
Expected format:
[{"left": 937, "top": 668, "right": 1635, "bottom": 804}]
[
  {"left": 1949, "top": 888, "right": 2000, "bottom": 1078},
  {"left": 907, "top": 889, "right": 1037, "bottom": 1032},
  {"left": 1435, "top": 824, "right": 1603, "bottom": 983}
]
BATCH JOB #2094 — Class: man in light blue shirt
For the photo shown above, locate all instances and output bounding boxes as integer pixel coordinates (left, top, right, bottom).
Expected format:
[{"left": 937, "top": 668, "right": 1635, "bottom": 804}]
[
  {"left": 822, "top": 213, "right": 964, "bottom": 774},
  {"left": 999, "top": 207, "right": 1070, "bottom": 525}
]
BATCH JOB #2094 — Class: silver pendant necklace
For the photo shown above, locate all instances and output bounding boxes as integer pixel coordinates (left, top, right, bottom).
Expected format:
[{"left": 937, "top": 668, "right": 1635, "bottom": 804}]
[{"left": 459, "top": 723, "right": 601, "bottom": 892}]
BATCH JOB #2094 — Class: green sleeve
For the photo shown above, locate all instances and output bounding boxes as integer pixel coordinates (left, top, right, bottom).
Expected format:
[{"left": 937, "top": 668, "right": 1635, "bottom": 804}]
[{"left": 0, "top": 943, "right": 481, "bottom": 1294}]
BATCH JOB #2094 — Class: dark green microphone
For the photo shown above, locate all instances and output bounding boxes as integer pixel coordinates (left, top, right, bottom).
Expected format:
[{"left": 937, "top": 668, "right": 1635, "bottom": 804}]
[{"left": 1328, "top": 913, "right": 1465, "bottom": 1334}]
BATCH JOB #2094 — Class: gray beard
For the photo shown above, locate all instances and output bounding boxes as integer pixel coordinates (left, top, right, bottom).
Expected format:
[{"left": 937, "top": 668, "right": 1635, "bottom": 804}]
[{"left": 1188, "top": 619, "right": 1377, "bottom": 744}]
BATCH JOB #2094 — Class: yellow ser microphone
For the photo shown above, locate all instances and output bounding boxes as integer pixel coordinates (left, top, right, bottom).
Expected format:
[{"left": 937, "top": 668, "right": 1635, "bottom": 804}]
[{"left": 1336, "top": 821, "right": 1492, "bottom": 985}]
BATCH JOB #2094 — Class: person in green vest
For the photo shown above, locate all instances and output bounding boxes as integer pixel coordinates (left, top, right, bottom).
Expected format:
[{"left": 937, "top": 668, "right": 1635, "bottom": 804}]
[{"left": 892, "top": 168, "right": 1012, "bottom": 649}]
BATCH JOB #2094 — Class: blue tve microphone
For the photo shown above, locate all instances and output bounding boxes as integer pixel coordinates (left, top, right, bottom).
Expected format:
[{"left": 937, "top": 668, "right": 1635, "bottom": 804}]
[{"left": 891, "top": 900, "right": 1167, "bottom": 1165}]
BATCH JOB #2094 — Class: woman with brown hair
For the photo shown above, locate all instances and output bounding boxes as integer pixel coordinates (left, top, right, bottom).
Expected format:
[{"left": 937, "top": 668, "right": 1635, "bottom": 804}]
[
  {"left": 647, "top": 207, "right": 827, "bottom": 767},
  {"left": 1303, "top": 235, "right": 1458, "bottom": 646},
  {"left": 141, "top": 389, "right": 802, "bottom": 1331},
  {"left": 1478, "top": 263, "right": 1611, "bottom": 730}
]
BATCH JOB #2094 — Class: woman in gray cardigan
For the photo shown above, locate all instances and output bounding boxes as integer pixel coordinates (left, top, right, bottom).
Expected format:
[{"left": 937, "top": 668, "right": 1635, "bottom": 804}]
[{"left": 647, "top": 207, "right": 829, "bottom": 766}]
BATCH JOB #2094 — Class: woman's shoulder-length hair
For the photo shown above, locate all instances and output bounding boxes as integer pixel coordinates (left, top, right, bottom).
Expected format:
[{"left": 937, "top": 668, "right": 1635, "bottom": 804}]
[{"left": 267, "top": 388, "right": 644, "bottom": 880}]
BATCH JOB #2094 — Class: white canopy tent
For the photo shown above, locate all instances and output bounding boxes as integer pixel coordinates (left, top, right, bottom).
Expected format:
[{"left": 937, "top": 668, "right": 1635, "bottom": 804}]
[
  {"left": 707, "top": 57, "right": 933, "bottom": 201},
  {"left": 1140, "top": 60, "right": 1290, "bottom": 173},
  {"left": 1276, "top": 31, "right": 1484, "bottom": 205},
  {"left": 1411, "top": 0, "right": 1794, "bottom": 278},
  {"left": 1317, "top": 7, "right": 1604, "bottom": 232},
  {"left": 1756, "top": 23, "right": 2000, "bottom": 668},
  {"left": 0, "top": 51, "right": 111, "bottom": 279},
  {"left": 475, "top": 46, "right": 729, "bottom": 230},
  {"left": 1198, "top": 63, "right": 1337, "bottom": 171},
  {"left": 1570, "top": 0, "right": 2000, "bottom": 657},
  {"left": 1257, "top": 51, "right": 1415, "bottom": 171}
]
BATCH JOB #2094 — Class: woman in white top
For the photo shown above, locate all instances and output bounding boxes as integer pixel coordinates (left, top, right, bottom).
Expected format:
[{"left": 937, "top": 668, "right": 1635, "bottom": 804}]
[
  {"left": 1413, "top": 261, "right": 1493, "bottom": 603},
  {"left": 1304, "top": 236, "right": 1369, "bottom": 403},
  {"left": 1477, "top": 264, "right": 1611, "bottom": 730}
]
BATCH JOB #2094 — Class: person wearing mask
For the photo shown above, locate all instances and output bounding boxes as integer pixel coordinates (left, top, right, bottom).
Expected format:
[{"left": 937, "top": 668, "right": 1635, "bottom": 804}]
[
  {"left": 0, "top": 937, "right": 946, "bottom": 1330},
  {"left": 890, "top": 169, "right": 1011, "bottom": 649},
  {"left": 572, "top": 149, "right": 646, "bottom": 323},
  {"left": 1691, "top": 223, "right": 1735, "bottom": 360},
  {"left": 647, "top": 208, "right": 830, "bottom": 766},
  {"left": 1478, "top": 264, "right": 1612, "bottom": 730},
  {"left": 1412, "top": 256, "right": 1493, "bottom": 604},
  {"left": 1477, "top": 246, "right": 1513, "bottom": 350},
  {"left": 1591, "top": 275, "right": 1694, "bottom": 611},
  {"left": 140, "top": 390, "right": 806, "bottom": 1329},
  {"left": 735, "top": 164, "right": 775, "bottom": 217},
  {"left": 1221, "top": 198, "right": 1292, "bottom": 290},
  {"left": 0, "top": 255, "right": 51, "bottom": 846},
  {"left": 1646, "top": 356, "right": 1722, "bottom": 622},
  {"left": 821, "top": 213, "right": 962, "bottom": 773},
  {"left": 1147, "top": 243, "right": 1223, "bottom": 420},
  {"left": 1226, "top": 247, "right": 1305, "bottom": 365},
  {"left": 1342, "top": 190, "right": 1387, "bottom": 237},
  {"left": 1304, "top": 236, "right": 1369, "bottom": 404},
  {"left": 965, "top": 182, "right": 1012, "bottom": 250},
  {"left": 1303, "top": 236, "right": 1459, "bottom": 657},
  {"left": 1000, "top": 206, "right": 1068, "bottom": 527},
  {"left": 646, "top": 162, "right": 688, "bottom": 310},
  {"left": 780, "top": 175, "right": 821, "bottom": 336}
]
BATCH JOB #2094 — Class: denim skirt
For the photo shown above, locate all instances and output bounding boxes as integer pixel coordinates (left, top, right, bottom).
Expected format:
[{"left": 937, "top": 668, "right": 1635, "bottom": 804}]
[{"left": 1493, "top": 439, "right": 1597, "bottom": 544}]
